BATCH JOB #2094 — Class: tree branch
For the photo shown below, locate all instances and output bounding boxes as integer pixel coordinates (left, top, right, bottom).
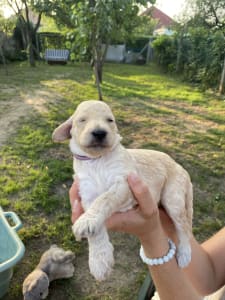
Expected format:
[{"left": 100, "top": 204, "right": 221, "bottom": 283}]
[
  {"left": 209, "top": 3, "right": 220, "bottom": 27},
  {"left": 6, "top": 0, "right": 20, "bottom": 15},
  {"left": 34, "top": 12, "right": 42, "bottom": 33},
  {"left": 24, "top": 0, "right": 30, "bottom": 25}
]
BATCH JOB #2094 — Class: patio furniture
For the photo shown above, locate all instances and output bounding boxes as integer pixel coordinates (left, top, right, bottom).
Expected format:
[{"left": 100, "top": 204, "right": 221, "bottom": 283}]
[{"left": 44, "top": 49, "right": 70, "bottom": 65}]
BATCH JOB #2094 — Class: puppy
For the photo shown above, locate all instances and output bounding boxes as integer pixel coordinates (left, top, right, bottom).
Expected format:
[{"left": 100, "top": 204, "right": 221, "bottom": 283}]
[{"left": 52, "top": 100, "right": 193, "bottom": 281}]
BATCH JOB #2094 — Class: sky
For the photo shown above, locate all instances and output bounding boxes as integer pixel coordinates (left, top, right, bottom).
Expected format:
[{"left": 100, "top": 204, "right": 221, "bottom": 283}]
[
  {"left": 2, "top": 6, "right": 13, "bottom": 18},
  {"left": 155, "top": 0, "right": 187, "bottom": 18},
  {"left": 2, "top": 0, "right": 187, "bottom": 19}
]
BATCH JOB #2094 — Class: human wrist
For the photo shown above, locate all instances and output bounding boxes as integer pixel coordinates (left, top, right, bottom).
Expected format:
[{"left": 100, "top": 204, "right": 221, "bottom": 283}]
[
  {"left": 140, "top": 238, "right": 176, "bottom": 266},
  {"left": 140, "top": 226, "right": 170, "bottom": 259},
  {"left": 139, "top": 217, "right": 165, "bottom": 246}
]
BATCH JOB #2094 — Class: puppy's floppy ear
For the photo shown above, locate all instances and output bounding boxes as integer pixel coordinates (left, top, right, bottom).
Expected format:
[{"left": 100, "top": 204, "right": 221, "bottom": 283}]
[{"left": 52, "top": 116, "right": 73, "bottom": 142}]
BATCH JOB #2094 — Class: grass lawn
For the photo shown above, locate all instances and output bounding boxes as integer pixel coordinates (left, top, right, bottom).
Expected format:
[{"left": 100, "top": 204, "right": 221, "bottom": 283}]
[{"left": 0, "top": 61, "right": 225, "bottom": 300}]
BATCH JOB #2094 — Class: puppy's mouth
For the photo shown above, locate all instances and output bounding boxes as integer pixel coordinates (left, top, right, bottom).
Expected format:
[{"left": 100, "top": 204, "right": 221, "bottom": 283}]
[
  {"left": 81, "top": 141, "right": 111, "bottom": 157},
  {"left": 87, "top": 141, "right": 109, "bottom": 149}
]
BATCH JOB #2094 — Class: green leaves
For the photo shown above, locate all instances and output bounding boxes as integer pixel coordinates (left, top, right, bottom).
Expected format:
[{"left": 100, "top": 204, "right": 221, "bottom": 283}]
[{"left": 152, "top": 0, "right": 225, "bottom": 92}]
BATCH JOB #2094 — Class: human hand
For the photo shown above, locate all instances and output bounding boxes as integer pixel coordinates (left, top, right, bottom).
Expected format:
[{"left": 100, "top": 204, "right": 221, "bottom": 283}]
[
  {"left": 106, "top": 173, "right": 177, "bottom": 244},
  {"left": 105, "top": 173, "right": 161, "bottom": 243},
  {"left": 69, "top": 180, "right": 84, "bottom": 224},
  {"left": 69, "top": 174, "right": 177, "bottom": 242}
]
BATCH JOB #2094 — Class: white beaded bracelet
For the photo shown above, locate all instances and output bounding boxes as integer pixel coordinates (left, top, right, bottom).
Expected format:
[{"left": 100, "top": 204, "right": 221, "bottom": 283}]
[{"left": 140, "top": 238, "right": 176, "bottom": 266}]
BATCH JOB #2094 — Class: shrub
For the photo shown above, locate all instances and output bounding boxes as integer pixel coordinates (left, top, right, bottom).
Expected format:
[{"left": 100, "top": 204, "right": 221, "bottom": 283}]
[{"left": 152, "top": 28, "right": 225, "bottom": 90}]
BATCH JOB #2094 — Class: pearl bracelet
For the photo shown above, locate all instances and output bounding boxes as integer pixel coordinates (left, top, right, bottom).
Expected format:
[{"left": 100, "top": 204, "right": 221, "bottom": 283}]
[{"left": 140, "top": 238, "right": 176, "bottom": 266}]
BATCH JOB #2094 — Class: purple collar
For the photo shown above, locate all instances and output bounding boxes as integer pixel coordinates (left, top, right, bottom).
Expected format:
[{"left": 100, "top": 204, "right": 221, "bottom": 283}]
[{"left": 73, "top": 154, "right": 98, "bottom": 161}]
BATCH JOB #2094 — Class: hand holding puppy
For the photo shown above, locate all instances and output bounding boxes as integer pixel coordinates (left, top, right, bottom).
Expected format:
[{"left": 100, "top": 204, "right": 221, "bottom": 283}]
[{"left": 69, "top": 174, "right": 177, "bottom": 245}]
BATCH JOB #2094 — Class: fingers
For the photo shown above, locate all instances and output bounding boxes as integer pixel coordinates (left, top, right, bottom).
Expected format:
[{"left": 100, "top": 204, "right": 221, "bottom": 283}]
[
  {"left": 106, "top": 209, "right": 137, "bottom": 232},
  {"left": 69, "top": 180, "right": 83, "bottom": 224},
  {"left": 69, "top": 180, "right": 80, "bottom": 206},
  {"left": 107, "top": 175, "right": 161, "bottom": 240},
  {"left": 71, "top": 199, "right": 84, "bottom": 224},
  {"left": 127, "top": 173, "right": 158, "bottom": 217}
]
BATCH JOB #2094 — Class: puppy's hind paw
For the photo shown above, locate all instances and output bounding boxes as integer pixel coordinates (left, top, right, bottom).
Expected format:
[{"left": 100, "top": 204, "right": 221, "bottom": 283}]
[{"left": 176, "top": 243, "right": 191, "bottom": 268}]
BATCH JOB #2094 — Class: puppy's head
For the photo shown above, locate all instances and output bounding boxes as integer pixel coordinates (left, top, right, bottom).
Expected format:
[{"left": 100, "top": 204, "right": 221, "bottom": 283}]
[{"left": 52, "top": 100, "right": 121, "bottom": 158}]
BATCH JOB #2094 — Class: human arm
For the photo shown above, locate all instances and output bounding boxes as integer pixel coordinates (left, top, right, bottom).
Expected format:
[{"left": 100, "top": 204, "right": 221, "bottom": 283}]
[
  {"left": 106, "top": 174, "right": 202, "bottom": 300},
  {"left": 185, "top": 228, "right": 225, "bottom": 295},
  {"left": 107, "top": 174, "right": 225, "bottom": 298},
  {"left": 69, "top": 176, "right": 201, "bottom": 299},
  {"left": 69, "top": 175, "right": 225, "bottom": 298}
]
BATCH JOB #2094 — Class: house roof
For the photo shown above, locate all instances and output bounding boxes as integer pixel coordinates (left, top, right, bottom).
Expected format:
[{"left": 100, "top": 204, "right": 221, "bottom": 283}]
[{"left": 141, "top": 6, "right": 175, "bottom": 29}]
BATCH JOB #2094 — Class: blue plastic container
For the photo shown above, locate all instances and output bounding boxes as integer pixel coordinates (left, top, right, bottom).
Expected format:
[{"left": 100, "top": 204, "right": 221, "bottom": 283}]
[{"left": 0, "top": 206, "right": 25, "bottom": 298}]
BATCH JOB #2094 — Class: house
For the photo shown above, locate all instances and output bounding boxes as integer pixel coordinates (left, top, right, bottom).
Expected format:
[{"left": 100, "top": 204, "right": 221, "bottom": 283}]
[{"left": 141, "top": 6, "right": 175, "bottom": 36}]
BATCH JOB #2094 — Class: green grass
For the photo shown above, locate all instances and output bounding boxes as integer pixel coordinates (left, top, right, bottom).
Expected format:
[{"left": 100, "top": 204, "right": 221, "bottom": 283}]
[{"left": 0, "top": 61, "right": 225, "bottom": 299}]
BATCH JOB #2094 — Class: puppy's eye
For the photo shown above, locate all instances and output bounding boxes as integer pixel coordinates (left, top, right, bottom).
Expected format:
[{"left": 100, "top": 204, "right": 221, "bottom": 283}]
[
  {"left": 107, "top": 118, "right": 114, "bottom": 123},
  {"left": 79, "top": 118, "right": 86, "bottom": 123}
]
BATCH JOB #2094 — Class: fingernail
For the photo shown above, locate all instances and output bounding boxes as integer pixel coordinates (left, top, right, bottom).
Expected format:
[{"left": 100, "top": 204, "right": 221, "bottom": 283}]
[
  {"left": 72, "top": 199, "right": 79, "bottom": 211},
  {"left": 129, "top": 173, "right": 139, "bottom": 183}
]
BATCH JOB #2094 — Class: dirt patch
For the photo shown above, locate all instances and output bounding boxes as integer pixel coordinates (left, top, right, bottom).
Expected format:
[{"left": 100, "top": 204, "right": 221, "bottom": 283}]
[
  {"left": 47, "top": 233, "right": 142, "bottom": 300},
  {"left": 0, "top": 89, "right": 57, "bottom": 146}
]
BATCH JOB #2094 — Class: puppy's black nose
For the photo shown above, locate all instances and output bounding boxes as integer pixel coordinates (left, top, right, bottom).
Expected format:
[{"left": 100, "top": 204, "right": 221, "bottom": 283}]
[{"left": 92, "top": 129, "right": 107, "bottom": 141}]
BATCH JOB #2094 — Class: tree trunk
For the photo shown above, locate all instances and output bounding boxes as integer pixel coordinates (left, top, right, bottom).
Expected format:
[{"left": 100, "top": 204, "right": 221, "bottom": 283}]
[
  {"left": 219, "top": 55, "right": 225, "bottom": 94},
  {"left": 92, "top": 42, "right": 104, "bottom": 100},
  {"left": 97, "top": 60, "right": 103, "bottom": 83},
  {"left": 26, "top": 29, "right": 35, "bottom": 67},
  {"left": 176, "top": 36, "right": 182, "bottom": 73},
  {"left": 21, "top": 28, "right": 27, "bottom": 50},
  {"left": 94, "top": 61, "right": 103, "bottom": 101},
  {"left": 0, "top": 47, "right": 8, "bottom": 75},
  {"left": 24, "top": 2, "right": 42, "bottom": 67},
  {"left": 28, "top": 42, "right": 35, "bottom": 67},
  {"left": 33, "top": 13, "right": 42, "bottom": 61},
  {"left": 176, "top": 26, "right": 185, "bottom": 73}
]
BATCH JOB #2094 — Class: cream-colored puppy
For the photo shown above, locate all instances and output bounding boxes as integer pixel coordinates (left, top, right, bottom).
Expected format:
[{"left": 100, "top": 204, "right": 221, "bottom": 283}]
[{"left": 52, "top": 100, "right": 193, "bottom": 281}]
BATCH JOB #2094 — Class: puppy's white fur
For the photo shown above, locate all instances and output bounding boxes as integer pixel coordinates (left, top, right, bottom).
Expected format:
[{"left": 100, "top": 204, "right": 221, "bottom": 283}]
[{"left": 53, "top": 100, "right": 193, "bottom": 281}]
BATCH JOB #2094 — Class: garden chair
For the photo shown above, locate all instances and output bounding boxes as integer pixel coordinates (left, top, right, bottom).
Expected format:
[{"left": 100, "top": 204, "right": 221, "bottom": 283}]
[{"left": 44, "top": 49, "right": 70, "bottom": 65}]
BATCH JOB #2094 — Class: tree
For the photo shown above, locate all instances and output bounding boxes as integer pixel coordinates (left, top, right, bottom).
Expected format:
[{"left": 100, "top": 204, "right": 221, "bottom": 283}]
[
  {"left": 6, "top": 0, "right": 42, "bottom": 67},
  {"left": 190, "top": 0, "right": 225, "bottom": 93},
  {"left": 33, "top": 0, "right": 156, "bottom": 99},
  {"left": 0, "top": 11, "right": 16, "bottom": 73},
  {"left": 28, "top": 0, "right": 156, "bottom": 98},
  {"left": 70, "top": 0, "right": 155, "bottom": 100},
  {"left": 0, "top": 31, "right": 8, "bottom": 74},
  {"left": 153, "top": 0, "right": 225, "bottom": 93},
  {"left": 192, "top": 0, "right": 225, "bottom": 30},
  {"left": 133, "top": 15, "right": 158, "bottom": 37}
]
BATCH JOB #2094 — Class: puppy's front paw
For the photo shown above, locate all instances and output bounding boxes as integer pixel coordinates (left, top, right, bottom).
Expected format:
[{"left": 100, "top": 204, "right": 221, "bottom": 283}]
[
  {"left": 89, "top": 242, "right": 114, "bottom": 281},
  {"left": 72, "top": 213, "right": 101, "bottom": 240},
  {"left": 176, "top": 243, "right": 191, "bottom": 268}
]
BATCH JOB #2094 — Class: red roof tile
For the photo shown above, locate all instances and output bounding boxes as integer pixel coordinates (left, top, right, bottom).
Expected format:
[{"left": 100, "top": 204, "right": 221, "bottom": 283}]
[{"left": 141, "top": 6, "right": 175, "bottom": 29}]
